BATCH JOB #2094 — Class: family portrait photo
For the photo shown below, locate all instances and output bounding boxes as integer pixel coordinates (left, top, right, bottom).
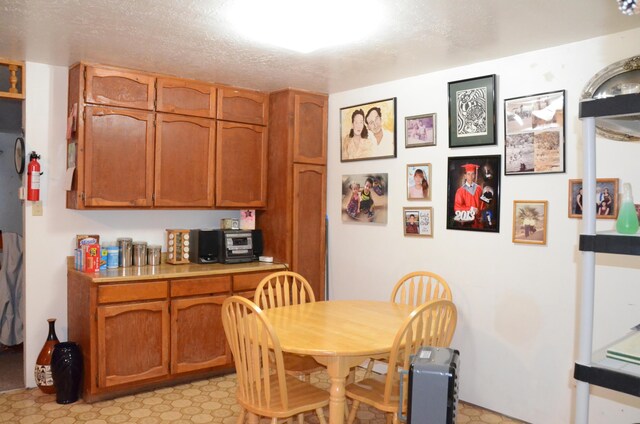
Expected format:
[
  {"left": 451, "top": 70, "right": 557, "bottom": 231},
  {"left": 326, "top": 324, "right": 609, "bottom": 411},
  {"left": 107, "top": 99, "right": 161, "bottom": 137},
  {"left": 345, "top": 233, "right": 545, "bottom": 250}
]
[
  {"left": 504, "top": 90, "right": 565, "bottom": 175},
  {"left": 448, "top": 74, "right": 496, "bottom": 148},
  {"left": 406, "top": 164, "right": 431, "bottom": 200},
  {"left": 568, "top": 178, "right": 619, "bottom": 219},
  {"left": 405, "top": 113, "right": 436, "bottom": 147},
  {"left": 512, "top": 200, "right": 548, "bottom": 245},
  {"left": 403, "top": 207, "right": 433, "bottom": 237},
  {"left": 342, "top": 173, "right": 388, "bottom": 224},
  {"left": 340, "top": 98, "right": 397, "bottom": 162},
  {"left": 446, "top": 155, "right": 501, "bottom": 232}
]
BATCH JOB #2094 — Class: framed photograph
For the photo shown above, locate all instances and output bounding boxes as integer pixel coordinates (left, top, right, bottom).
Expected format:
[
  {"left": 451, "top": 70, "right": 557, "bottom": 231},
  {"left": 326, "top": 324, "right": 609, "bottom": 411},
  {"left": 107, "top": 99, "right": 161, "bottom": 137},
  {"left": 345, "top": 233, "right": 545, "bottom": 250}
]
[
  {"left": 407, "top": 164, "right": 431, "bottom": 201},
  {"left": 568, "top": 178, "right": 619, "bottom": 219},
  {"left": 403, "top": 207, "right": 433, "bottom": 237},
  {"left": 512, "top": 200, "right": 548, "bottom": 245},
  {"left": 342, "top": 173, "right": 388, "bottom": 224},
  {"left": 446, "top": 155, "right": 501, "bottom": 232},
  {"left": 340, "top": 98, "right": 397, "bottom": 162},
  {"left": 405, "top": 113, "right": 436, "bottom": 147},
  {"left": 448, "top": 74, "right": 496, "bottom": 148},
  {"left": 504, "top": 90, "right": 565, "bottom": 175}
]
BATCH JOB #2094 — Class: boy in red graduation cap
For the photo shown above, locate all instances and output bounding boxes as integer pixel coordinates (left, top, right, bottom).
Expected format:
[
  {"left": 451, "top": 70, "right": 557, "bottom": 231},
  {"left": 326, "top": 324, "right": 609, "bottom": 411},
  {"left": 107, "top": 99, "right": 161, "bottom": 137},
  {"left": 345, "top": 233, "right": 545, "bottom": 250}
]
[{"left": 453, "top": 163, "right": 484, "bottom": 227}]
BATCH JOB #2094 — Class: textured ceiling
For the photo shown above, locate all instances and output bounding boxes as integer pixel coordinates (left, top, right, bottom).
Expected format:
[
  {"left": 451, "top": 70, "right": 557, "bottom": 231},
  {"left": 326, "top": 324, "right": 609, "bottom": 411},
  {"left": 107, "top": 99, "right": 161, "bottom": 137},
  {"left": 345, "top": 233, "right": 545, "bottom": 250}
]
[{"left": 0, "top": 0, "right": 639, "bottom": 94}]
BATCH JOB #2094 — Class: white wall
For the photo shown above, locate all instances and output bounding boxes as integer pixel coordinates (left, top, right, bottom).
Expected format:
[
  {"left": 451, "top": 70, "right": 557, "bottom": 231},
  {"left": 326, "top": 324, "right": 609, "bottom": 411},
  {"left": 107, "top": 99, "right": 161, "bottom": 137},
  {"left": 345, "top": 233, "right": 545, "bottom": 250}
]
[
  {"left": 327, "top": 29, "right": 640, "bottom": 423},
  {"left": 22, "top": 62, "right": 239, "bottom": 387}
]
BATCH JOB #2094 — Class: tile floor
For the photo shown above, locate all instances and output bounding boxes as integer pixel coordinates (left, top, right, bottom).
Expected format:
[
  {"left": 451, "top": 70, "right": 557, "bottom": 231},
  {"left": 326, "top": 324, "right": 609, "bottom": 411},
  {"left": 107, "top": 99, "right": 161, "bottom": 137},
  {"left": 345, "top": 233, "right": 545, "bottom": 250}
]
[{"left": 0, "top": 370, "right": 527, "bottom": 423}]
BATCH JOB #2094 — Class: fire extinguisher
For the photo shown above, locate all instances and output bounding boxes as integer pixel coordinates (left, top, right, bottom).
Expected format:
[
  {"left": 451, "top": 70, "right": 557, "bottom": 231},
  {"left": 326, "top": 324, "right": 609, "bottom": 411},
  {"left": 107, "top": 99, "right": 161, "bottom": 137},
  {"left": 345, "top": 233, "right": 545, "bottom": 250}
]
[{"left": 27, "top": 151, "right": 43, "bottom": 201}]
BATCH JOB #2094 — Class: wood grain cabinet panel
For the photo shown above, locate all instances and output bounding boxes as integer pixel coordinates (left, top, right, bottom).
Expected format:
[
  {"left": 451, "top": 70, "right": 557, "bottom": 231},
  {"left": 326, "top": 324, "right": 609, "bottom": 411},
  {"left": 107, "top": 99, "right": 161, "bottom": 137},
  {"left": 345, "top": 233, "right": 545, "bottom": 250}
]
[
  {"left": 156, "top": 78, "right": 216, "bottom": 118},
  {"left": 215, "top": 122, "right": 267, "bottom": 208},
  {"left": 97, "top": 300, "right": 170, "bottom": 388},
  {"left": 293, "top": 93, "right": 328, "bottom": 165},
  {"left": 154, "top": 113, "right": 215, "bottom": 207},
  {"left": 170, "top": 295, "right": 231, "bottom": 374},
  {"left": 83, "top": 106, "right": 155, "bottom": 207},
  {"left": 85, "top": 65, "right": 155, "bottom": 111},
  {"left": 217, "top": 87, "right": 268, "bottom": 126}
]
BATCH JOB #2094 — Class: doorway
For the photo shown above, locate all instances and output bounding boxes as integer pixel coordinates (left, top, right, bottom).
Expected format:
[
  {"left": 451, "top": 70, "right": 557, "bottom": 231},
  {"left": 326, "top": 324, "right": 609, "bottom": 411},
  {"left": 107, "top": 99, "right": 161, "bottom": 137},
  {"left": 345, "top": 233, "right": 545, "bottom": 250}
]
[{"left": 0, "top": 96, "right": 25, "bottom": 392}]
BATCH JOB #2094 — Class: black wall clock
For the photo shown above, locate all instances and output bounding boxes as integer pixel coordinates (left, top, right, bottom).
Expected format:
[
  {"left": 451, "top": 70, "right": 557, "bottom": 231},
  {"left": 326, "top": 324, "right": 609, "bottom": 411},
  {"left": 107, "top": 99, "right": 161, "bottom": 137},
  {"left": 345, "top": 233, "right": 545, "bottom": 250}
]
[{"left": 14, "top": 137, "right": 25, "bottom": 174}]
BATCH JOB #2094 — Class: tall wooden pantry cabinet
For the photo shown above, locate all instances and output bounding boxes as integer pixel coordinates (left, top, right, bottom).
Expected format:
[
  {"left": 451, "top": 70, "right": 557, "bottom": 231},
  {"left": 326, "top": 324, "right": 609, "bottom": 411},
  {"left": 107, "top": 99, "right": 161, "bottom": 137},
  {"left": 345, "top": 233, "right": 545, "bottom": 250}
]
[{"left": 257, "top": 89, "right": 328, "bottom": 299}]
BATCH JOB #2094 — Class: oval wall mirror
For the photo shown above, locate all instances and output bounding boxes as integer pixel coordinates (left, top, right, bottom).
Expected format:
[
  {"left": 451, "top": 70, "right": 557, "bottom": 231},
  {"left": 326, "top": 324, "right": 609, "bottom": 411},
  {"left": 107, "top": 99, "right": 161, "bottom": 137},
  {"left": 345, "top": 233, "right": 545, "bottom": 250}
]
[{"left": 581, "top": 55, "right": 640, "bottom": 141}]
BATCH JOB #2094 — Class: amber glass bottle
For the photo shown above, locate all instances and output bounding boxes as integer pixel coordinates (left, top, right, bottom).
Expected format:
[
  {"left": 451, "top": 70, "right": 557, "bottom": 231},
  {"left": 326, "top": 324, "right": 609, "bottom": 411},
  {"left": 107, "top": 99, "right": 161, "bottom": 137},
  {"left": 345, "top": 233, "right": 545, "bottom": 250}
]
[{"left": 34, "top": 318, "right": 59, "bottom": 394}]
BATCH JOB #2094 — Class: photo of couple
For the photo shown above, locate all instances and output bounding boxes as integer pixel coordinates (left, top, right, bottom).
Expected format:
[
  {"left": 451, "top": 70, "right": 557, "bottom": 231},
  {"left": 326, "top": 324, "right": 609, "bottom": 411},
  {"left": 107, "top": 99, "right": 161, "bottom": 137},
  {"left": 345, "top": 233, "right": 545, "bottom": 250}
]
[{"left": 340, "top": 98, "right": 396, "bottom": 162}]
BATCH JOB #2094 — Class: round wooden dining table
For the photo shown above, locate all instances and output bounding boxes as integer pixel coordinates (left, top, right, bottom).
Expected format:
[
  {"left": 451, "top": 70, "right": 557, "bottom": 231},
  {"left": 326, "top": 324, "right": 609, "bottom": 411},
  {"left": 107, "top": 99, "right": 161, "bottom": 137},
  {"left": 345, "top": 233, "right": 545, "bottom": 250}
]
[{"left": 262, "top": 300, "right": 415, "bottom": 424}]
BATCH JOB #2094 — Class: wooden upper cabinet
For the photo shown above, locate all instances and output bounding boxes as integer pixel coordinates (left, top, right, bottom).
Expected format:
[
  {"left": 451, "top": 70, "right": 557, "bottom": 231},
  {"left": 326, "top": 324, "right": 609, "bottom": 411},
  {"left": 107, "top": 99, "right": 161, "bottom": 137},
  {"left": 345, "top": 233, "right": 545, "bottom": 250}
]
[
  {"left": 84, "top": 65, "right": 155, "bottom": 111},
  {"left": 216, "top": 122, "right": 267, "bottom": 208},
  {"left": 83, "top": 106, "right": 155, "bottom": 207},
  {"left": 293, "top": 93, "right": 328, "bottom": 165},
  {"left": 217, "top": 87, "right": 268, "bottom": 126},
  {"left": 154, "top": 113, "right": 215, "bottom": 207},
  {"left": 156, "top": 78, "right": 216, "bottom": 118}
]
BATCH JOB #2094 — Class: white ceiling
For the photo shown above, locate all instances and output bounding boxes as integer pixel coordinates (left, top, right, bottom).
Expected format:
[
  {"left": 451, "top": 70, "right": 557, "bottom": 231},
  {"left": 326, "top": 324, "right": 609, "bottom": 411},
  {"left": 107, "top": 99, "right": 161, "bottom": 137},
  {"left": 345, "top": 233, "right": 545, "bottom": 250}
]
[{"left": 1, "top": 0, "right": 639, "bottom": 94}]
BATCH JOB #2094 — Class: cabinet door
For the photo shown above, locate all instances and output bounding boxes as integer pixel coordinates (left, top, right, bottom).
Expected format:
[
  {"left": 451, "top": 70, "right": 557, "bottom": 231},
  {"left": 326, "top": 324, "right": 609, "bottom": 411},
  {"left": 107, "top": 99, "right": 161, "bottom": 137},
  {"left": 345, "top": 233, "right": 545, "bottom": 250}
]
[
  {"left": 292, "top": 164, "right": 327, "bottom": 300},
  {"left": 97, "top": 300, "right": 169, "bottom": 388},
  {"left": 293, "top": 93, "right": 327, "bottom": 165},
  {"left": 156, "top": 78, "right": 216, "bottom": 118},
  {"left": 216, "top": 122, "right": 267, "bottom": 208},
  {"left": 217, "top": 87, "right": 268, "bottom": 126},
  {"left": 170, "top": 295, "right": 231, "bottom": 374},
  {"left": 154, "top": 113, "right": 215, "bottom": 207},
  {"left": 84, "top": 106, "right": 155, "bottom": 207},
  {"left": 85, "top": 65, "right": 155, "bottom": 111}
]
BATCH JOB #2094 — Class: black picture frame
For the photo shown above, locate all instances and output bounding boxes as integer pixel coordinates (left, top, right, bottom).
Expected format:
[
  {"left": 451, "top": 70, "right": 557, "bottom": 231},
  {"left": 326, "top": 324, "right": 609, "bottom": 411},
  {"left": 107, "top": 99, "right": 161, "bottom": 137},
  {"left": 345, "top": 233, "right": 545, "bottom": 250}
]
[
  {"left": 446, "top": 154, "right": 501, "bottom": 232},
  {"left": 504, "top": 89, "right": 566, "bottom": 175},
  {"left": 448, "top": 75, "right": 497, "bottom": 148},
  {"left": 340, "top": 98, "right": 397, "bottom": 162}
]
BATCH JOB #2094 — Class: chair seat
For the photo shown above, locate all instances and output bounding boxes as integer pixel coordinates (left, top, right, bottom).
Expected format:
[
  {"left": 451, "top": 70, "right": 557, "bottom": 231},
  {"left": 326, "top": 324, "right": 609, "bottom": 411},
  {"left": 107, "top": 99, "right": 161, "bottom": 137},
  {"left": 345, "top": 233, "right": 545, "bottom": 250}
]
[
  {"left": 345, "top": 374, "right": 400, "bottom": 413},
  {"left": 237, "top": 374, "right": 330, "bottom": 418},
  {"left": 283, "top": 352, "right": 324, "bottom": 375}
]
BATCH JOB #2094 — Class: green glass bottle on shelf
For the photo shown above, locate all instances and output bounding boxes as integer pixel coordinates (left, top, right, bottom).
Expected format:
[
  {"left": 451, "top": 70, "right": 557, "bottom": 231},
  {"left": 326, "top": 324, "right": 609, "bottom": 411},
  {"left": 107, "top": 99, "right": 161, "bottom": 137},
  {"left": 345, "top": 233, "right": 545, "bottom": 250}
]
[{"left": 616, "top": 183, "right": 639, "bottom": 235}]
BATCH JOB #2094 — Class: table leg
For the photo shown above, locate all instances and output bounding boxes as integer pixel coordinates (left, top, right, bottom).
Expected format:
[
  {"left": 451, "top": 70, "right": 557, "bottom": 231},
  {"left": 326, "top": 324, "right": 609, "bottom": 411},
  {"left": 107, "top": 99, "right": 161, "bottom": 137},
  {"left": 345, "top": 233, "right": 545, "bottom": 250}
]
[{"left": 323, "top": 357, "right": 351, "bottom": 424}]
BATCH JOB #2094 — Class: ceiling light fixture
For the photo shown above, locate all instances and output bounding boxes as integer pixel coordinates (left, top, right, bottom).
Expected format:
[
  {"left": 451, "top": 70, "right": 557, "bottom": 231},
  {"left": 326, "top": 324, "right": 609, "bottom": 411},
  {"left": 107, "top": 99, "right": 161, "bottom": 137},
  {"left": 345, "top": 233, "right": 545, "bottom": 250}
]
[
  {"left": 617, "top": 0, "right": 639, "bottom": 15},
  {"left": 226, "top": 0, "right": 384, "bottom": 54}
]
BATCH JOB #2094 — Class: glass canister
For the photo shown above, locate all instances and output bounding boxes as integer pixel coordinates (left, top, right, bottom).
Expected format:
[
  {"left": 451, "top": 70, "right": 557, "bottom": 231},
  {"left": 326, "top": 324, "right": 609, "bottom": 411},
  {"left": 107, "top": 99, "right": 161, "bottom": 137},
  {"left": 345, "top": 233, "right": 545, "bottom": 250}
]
[
  {"left": 116, "top": 238, "right": 133, "bottom": 267},
  {"left": 147, "top": 245, "right": 161, "bottom": 266},
  {"left": 132, "top": 241, "right": 148, "bottom": 267}
]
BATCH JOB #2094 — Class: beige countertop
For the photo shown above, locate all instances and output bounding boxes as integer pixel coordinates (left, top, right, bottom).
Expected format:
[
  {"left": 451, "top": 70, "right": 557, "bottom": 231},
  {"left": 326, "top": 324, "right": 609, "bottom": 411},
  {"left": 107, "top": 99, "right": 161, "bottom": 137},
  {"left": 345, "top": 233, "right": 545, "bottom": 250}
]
[{"left": 67, "top": 257, "right": 287, "bottom": 283}]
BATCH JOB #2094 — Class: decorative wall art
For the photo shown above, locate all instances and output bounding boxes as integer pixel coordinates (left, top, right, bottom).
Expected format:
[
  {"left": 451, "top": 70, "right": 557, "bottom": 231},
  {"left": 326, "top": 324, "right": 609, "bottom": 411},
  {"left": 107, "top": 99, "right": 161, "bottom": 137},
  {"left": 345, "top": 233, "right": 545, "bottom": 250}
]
[
  {"left": 512, "top": 200, "right": 548, "bottom": 245},
  {"left": 446, "top": 155, "right": 501, "bottom": 232},
  {"left": 568, "top": 178, "right": 619, "bottom": 219},
  {"left": 504, "top": 90, "right": 565, "bottom": 175},
  {"left": 342, "top": 173, "right": 388, "bottom": 224},
  {"left": 448, "top": 75, "right": 496, "bottom": 147},
  {"left": 405, "top": 113, "right": 436, "bottom": 147},
  {"left": 403, "top": 207, "right": 433, "bottom": 237},
  {"left": 340, "top": 98, "right": 397, "bottom": 162},
  {"left": 406, "top": 164, "right": 431, "bottom": 200}
]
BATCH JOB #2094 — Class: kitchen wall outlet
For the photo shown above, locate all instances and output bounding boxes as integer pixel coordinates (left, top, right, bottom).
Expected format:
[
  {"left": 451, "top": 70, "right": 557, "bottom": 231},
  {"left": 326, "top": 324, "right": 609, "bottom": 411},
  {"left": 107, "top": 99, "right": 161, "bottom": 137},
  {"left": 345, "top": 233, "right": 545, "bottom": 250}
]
[
  {"left": 18, "top": 186, "right": 25, "bottom": 200},
  {"left": 32, "top": 201, "right": 43, "bottom": 216}
]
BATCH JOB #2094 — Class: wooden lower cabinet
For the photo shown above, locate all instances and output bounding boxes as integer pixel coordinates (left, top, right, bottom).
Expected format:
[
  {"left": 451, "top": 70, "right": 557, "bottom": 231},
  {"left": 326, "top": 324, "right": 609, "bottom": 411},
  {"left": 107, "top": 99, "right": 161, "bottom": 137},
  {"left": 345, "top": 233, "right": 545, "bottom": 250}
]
[
  {"left": 68, "top": 265, "right": 284, "bottom": 402},
  {"left": 97, "top": 300, "right": 170, "bottom": 388}
]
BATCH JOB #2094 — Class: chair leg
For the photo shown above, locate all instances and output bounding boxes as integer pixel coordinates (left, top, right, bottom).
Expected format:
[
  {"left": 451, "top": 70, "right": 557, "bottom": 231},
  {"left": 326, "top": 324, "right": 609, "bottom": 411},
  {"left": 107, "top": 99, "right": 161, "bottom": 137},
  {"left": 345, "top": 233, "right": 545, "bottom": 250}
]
[
  {"left": 236, "top": 408, "right": 246, "bottom": 424},
  {"left": 385, "top": 412, "right": 393, "bottom": 424},
  {"left": 315, "top": 407, "right": 327, "bottom": 424},
  {"left": 297, "top": 413, "right": 304, "bottom": 424},
  {"left": 347, "top": 400, "right": 360, "bottom": 424},
  {"left": 304, "top": 373, "right": 311, "bottom": 383},
  {"left": 271, "top": 418, "right": 278, "bottom": 424},
  {"left": 364, "top": 359, "right": 375, "bottom": 378}
]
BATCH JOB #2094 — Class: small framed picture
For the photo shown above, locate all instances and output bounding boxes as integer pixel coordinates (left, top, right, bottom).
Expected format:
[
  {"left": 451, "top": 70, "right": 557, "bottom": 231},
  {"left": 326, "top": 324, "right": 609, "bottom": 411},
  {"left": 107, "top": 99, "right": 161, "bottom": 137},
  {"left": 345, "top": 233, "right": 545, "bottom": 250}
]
[
  {"left": 342, "top": 173, "right": 389, "bottom": 224},
  {"left": 407, "top": 163, "right": 431, "bottom": 201},
  {"left": 448, "top": 74, "right": 497, "bottom": 148},
  {"left": 512, "top": 200, "right": 548, "bottom": 245},
  {"left": 403, "top": 207, "right": 433, "bottom": 237},
  {"left": 568, "top": 178, "right": 619, "bottom": 219},
  {"left": 504, "top": 90, "right": 565, "bottom": 175},
  {"left": 405, "top": 113, "right": 436, "bottom": 147},
  {"left": 340, "top": 98, "right": 397, "bottom": 162}
]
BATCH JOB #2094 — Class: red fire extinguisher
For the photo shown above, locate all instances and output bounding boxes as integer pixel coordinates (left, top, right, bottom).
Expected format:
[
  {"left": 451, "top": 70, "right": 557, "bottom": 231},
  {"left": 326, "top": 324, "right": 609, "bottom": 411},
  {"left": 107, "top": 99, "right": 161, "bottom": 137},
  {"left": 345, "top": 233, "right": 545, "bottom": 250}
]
[{"left": 27, "top": 151, "right": 43, "bottom": 201}]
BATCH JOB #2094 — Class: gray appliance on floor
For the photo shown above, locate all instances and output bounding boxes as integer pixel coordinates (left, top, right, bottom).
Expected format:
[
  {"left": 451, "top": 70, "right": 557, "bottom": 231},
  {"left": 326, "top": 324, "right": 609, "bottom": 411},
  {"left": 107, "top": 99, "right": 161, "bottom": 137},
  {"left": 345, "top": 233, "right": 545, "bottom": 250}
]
[{"left": 407, "top": 346, "right": 460, "bottom": 424}]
